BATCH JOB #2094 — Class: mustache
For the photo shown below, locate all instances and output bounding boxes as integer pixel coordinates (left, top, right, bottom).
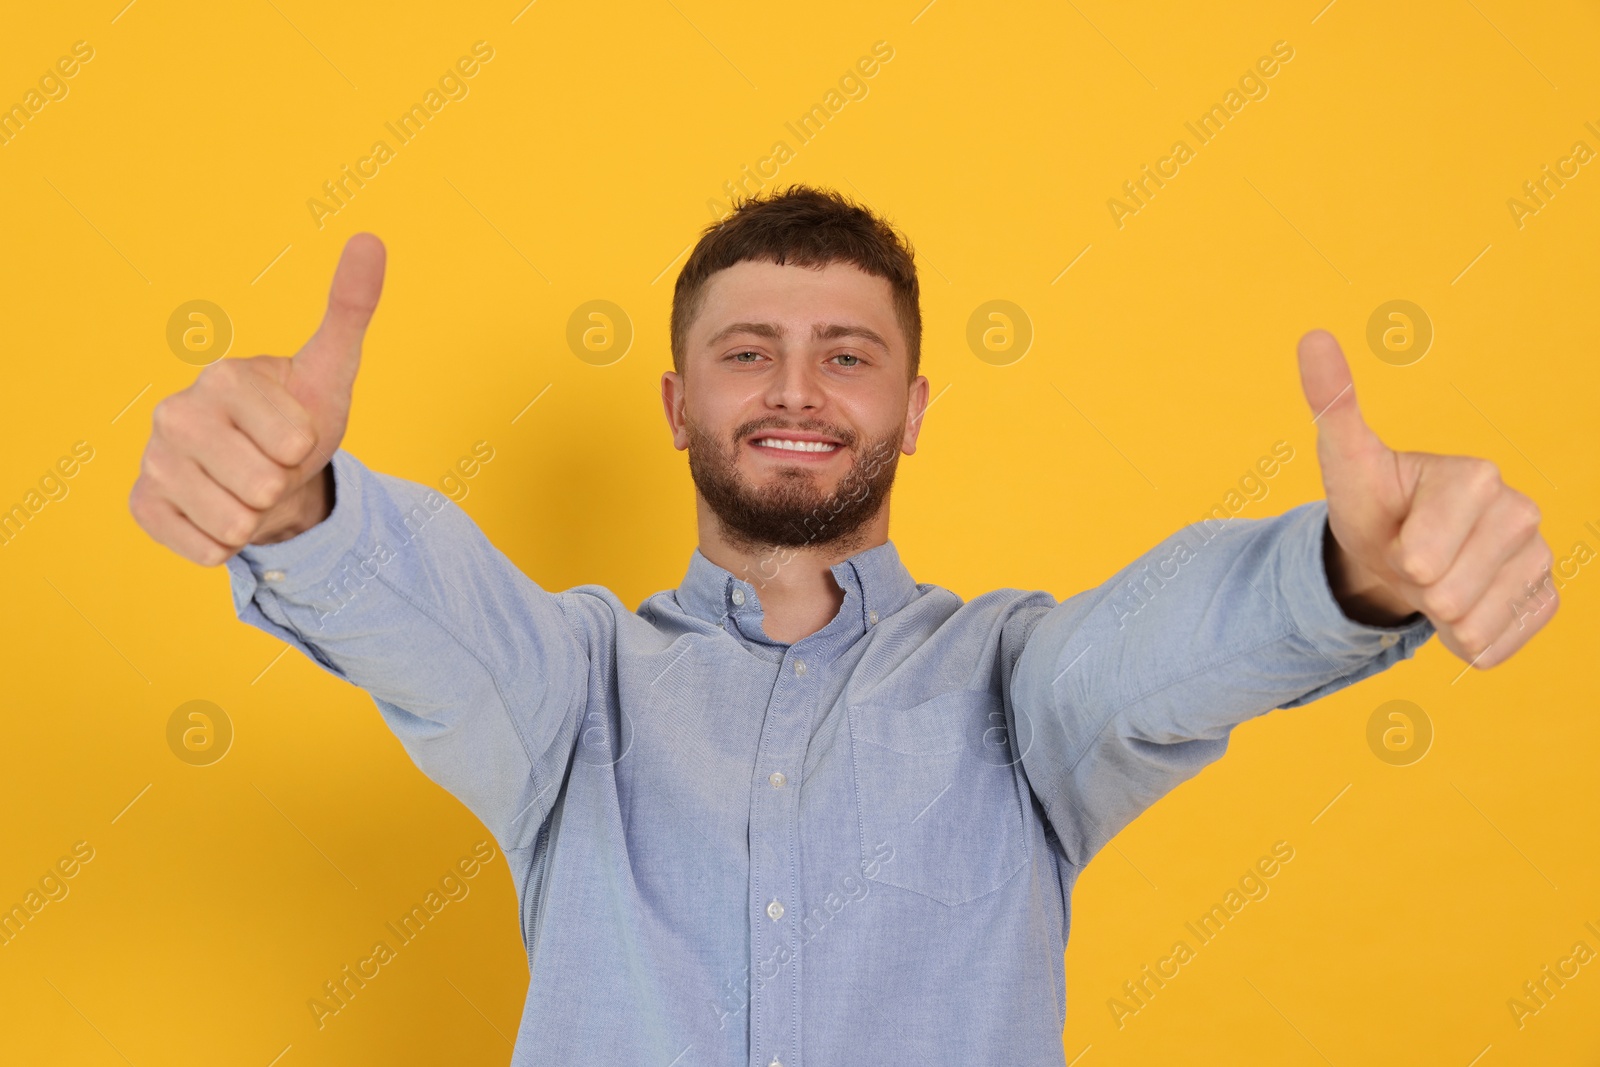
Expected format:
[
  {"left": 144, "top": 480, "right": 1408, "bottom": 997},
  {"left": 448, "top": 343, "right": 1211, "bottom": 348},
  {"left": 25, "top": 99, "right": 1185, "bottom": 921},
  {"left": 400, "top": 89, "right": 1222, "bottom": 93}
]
[{"left": 734, "top": 419, "right": 857, "bottom": 447}]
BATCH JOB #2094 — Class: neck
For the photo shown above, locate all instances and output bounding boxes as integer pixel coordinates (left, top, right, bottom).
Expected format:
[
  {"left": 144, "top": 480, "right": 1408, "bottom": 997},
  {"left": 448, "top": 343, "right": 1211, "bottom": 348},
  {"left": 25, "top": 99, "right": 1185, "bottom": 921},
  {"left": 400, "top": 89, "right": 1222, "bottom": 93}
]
[{"left": 695, "top": 495, "right": 889, "bottom": 644}]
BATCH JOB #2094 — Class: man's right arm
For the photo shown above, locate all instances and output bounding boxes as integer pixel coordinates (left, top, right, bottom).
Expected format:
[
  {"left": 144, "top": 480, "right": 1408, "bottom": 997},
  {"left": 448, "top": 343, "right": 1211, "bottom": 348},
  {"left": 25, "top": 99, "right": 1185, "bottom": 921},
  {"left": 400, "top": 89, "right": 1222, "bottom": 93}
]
[
  {"left": 225, "top": 447, "right": 590, "bottom": 852},
  {"left": 127, "top": 234, "right": 590, "bottom": 851}
]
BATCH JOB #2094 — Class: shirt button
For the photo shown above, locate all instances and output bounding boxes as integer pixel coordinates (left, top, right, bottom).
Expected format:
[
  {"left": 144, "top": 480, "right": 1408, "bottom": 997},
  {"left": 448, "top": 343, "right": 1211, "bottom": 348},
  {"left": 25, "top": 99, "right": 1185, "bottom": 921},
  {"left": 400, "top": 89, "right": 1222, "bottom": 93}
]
[
  {"left": 766, "top": 899, "right": 784, "bottom": 920},
  {"left": 793, "top": 659, "right": 807, "bottom": 676},
  {"left": 770, "top": 1060, "right": 783, "bottom": 1067},
  {"left": 769, "top": 771, "right": 786, "bottom": 788},
  {"left": 1379, "top": 633, "right": 1398, "bottom": 648},
  {"left": 731, "top": 588, "right": 746, "bottom": 606},
  {"left": 868, "top": 609, "right": 879, "bottom": 625},
  {"left": 262, "top": 569, "right": 285, "bottom": 582}
]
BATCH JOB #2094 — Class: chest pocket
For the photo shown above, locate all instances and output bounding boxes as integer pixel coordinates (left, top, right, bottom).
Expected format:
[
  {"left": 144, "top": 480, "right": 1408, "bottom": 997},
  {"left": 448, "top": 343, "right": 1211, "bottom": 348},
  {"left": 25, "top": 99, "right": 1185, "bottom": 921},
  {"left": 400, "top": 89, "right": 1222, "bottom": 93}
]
[{"left": 847, "top": 688, "right": 1030, "bottom": 906}]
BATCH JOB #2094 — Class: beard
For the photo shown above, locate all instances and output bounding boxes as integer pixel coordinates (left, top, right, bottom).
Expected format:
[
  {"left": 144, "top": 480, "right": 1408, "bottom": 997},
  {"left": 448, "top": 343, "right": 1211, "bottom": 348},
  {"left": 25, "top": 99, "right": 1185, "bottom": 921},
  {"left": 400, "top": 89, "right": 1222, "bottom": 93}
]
[{"left": 684, "top": 414, "right": 904, "bottom": 555}]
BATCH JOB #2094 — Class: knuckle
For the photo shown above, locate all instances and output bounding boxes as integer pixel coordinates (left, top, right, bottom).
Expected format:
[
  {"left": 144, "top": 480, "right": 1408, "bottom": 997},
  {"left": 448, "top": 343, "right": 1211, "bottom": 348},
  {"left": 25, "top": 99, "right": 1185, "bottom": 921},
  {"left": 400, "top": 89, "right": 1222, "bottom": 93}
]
[
  {"left": 220, "top": 508, "right": 260, "bottom": 547},
  {"left": 1515, "top": 497, "right": 1543, "bottom": 536},
  {"left": 127, "top": 482, "right": 151, "bottom": 524},
  {"left": 1469, "top": 460, "right": 1501, "bottom": 502},
  {"left": 252, "top": 468, "right": 290, "bottom": 506},
  {"left": 241, "top": 353, "right": 286, "bottom": 377},
  {"left": 284, "top": 428, "right": 319, "bottom": 466},
  {"left": 1420, "top": 586, "right": 1461, "bottom": 621},
  {"left": 150, "top": 396, "right": 177, "bottom": 435},
  {"left": 278, "top": 422, "right": 310, "bottom": 456},
  {"left": 196, "top": 543, "right": 230, "bottom": 567},
  {"left": 1457, "top": 620, "right": 1498, "bottom": 660},
  {"left": 1396, "top": 548, "right": 1436, "bottom": 583},
  {"left": 203, "top": 357, "right": 242, "bottom": 387},
  {"left": 1471, "top": 456, "right": 1501, "bottom": 485},
  {"left": 139, "top": 447, "right": 169, "bottom": 488},
  {"left": 152, "top": 396, "right": 202, "bottom": 448},
  {"left": 1392, "top": 529, "right": 1434, "bottom": 582}
]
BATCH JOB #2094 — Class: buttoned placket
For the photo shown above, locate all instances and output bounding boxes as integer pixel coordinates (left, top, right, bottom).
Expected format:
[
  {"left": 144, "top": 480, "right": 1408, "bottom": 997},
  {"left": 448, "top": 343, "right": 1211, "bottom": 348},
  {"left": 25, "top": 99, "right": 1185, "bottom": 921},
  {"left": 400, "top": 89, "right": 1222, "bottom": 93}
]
[
  {"left": 693, "top": 555, "right": 894, "bottom": 1067},
  {"left": 730, "top": 574, "right": 803, "bottom": 1067},
  {"left": 731, "top": 568, "right": 880, "bottom": 1067}
]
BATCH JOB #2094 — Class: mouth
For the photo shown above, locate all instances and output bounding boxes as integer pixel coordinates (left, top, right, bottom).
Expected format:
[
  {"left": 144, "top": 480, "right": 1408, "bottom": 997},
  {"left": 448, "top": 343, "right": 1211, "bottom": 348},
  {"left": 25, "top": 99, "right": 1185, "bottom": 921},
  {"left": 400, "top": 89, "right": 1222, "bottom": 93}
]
[{"left": 746, "top": 431, "right": 845, "bottom": 460}]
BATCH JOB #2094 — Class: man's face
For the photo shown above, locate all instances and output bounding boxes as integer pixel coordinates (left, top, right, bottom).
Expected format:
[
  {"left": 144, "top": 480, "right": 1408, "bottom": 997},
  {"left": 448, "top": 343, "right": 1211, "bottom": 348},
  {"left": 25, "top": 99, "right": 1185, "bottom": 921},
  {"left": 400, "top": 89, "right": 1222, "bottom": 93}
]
[{"left": 661, "top": 258, "right": 929, "bottom": 553}]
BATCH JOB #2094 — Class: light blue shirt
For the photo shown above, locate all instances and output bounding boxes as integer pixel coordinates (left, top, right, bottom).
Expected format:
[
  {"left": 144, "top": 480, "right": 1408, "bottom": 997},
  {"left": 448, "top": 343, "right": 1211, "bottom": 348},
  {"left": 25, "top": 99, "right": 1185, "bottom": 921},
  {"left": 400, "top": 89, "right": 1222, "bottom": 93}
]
[{"left": 227, "top": 449, "right": 1435, "bottom": 1066}]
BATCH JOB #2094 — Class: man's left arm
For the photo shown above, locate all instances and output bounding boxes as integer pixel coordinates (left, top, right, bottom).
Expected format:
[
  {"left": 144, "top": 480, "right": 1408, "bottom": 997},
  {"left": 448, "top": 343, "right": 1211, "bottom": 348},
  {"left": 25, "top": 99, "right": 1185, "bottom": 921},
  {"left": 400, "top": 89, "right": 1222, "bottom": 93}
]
[{"left": 1006, "top": 330, "right": 1559, "bottom": 867}]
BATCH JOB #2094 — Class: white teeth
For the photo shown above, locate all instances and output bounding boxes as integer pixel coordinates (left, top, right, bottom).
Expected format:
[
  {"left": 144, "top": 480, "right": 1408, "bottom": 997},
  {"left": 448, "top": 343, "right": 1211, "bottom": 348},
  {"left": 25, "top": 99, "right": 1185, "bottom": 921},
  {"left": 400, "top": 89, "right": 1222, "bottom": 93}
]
[{"left": 754, "top": 438, "right": 838, "bottom": 452}]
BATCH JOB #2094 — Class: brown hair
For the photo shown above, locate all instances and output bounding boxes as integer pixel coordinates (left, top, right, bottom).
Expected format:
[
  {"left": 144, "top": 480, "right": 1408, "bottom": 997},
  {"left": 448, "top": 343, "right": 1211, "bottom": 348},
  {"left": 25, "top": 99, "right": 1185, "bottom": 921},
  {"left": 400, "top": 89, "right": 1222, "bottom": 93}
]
[{"left": 670, "top": 184, "right": 921, "bottom": 382}]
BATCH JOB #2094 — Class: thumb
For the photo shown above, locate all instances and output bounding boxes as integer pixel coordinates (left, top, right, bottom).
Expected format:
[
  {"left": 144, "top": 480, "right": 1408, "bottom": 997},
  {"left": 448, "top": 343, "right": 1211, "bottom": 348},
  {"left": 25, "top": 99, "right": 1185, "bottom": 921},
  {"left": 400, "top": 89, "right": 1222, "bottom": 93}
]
[
  {"left": 291, "top": 232, "right": 387, "bottom": 405},
  {"left": 1297, "top": 328, "right": 1388, "bottom": 480}
]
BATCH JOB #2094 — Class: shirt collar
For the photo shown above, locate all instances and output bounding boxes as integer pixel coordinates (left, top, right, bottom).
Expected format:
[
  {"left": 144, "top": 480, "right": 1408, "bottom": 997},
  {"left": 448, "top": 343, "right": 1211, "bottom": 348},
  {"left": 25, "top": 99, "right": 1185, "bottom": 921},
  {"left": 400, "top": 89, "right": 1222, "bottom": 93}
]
[{"left": 675, "top": 539, "right": 920, "bottom": 642}]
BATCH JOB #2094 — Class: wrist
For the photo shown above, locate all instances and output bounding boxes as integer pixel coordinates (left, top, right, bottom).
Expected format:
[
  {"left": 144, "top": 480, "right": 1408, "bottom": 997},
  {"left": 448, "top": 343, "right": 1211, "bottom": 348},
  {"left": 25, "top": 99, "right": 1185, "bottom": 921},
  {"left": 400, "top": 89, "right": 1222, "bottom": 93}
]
[
  {"left": 1323, "top": 517, "right": 1417, "bottom": 627},
  {"left": 251, "top": 464, "right": 334, "bottom": 545}
]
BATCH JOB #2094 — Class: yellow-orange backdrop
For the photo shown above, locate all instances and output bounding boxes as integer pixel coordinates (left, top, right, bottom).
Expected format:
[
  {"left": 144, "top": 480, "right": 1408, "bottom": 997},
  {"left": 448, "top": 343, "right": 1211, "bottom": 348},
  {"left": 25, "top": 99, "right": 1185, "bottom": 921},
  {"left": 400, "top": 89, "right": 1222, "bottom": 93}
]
[{"left": 1, "top": 1, "right": 1595, "bottom": 1063}]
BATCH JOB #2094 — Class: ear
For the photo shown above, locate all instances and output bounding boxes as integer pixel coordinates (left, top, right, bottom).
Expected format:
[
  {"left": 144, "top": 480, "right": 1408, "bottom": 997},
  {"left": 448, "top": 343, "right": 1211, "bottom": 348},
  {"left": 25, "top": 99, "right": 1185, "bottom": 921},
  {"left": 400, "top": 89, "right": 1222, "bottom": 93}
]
[
  {"left": 661, "top": 370, "right": 688, "bottom": 450},
  {"left": 901, "top": 374, "right": 930, "bottom": 455}
]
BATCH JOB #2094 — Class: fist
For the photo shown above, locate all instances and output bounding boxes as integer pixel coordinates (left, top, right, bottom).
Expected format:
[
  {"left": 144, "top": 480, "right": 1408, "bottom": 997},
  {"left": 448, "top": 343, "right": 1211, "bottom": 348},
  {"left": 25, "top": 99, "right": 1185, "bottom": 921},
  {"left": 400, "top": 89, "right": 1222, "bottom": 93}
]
[
  {"left": 129, "top": 234, "right": 386, "bottom": 565},
  {"left": 1298, "top": 329, "right": 1557, "bottom": 669}
]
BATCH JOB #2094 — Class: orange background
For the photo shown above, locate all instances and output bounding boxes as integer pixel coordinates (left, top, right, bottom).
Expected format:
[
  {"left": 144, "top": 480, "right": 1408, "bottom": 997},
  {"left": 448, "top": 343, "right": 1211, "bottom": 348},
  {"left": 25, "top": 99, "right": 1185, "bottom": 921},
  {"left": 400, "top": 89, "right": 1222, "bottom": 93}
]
[{"left": 0, "top": 1, "right": 1595, "bottom": 1063}]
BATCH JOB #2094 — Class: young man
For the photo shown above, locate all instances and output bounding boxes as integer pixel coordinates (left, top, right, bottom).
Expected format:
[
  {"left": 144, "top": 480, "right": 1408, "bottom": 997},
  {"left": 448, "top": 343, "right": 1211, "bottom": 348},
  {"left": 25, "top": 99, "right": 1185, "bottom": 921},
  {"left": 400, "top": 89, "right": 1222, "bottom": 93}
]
[{"left": 129, "top": 186, "right": 1555, "bottom": 1065}]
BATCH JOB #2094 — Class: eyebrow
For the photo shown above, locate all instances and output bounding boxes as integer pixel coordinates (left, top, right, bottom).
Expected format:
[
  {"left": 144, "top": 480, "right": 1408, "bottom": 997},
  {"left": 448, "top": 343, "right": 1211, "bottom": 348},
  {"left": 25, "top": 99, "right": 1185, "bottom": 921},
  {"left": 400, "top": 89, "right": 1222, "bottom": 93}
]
[{"left": 705, "top": 320, "right": 892, "bottom": 355}]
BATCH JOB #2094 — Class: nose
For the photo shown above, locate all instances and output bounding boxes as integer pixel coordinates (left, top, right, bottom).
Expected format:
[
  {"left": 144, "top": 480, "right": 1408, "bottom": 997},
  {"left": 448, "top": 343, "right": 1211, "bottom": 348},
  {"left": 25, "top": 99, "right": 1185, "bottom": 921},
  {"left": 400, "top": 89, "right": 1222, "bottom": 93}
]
[{"left": 764, "top": 354, "right": 825, "bottom": 412}]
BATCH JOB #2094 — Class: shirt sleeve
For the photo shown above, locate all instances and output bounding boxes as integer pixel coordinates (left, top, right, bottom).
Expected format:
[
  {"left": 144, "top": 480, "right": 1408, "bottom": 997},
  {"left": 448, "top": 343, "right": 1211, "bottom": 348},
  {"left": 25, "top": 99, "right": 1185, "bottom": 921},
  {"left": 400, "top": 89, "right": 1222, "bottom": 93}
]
[
  {"left": 1007, "top": 498, "right": 1435, "bottom": 867},
  {"left": 224, "top": 448, "right": 590, "bottom": 853}
]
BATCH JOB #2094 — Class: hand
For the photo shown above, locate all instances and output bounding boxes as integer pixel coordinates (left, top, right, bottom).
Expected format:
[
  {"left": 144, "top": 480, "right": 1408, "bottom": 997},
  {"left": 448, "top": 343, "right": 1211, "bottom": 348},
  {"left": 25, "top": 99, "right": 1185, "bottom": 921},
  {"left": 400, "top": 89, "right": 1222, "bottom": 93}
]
[
  {"left": 1296, "top": 329, "right": 1557, "bottom": 669},
  {"left": 129, "top": 233, "right": 387, "bottom": 565}
]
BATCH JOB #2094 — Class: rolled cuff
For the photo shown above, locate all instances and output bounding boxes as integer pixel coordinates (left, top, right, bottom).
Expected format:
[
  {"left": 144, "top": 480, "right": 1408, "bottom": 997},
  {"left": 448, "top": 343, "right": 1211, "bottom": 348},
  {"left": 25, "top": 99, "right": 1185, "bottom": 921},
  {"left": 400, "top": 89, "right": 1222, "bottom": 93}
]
[
  {"left": 1277, "top": 498, "right": 1435, "bottom": 704},
  {"left": 225, "top": 449, "right": 369, "bottom": 609}
]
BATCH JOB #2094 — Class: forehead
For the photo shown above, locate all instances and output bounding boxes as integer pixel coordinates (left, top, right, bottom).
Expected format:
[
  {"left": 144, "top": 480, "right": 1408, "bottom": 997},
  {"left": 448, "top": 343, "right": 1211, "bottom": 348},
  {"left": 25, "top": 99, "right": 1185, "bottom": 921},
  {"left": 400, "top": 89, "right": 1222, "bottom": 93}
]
[{"left": 691, "top": 259, "right": 898, "bottom": 350}]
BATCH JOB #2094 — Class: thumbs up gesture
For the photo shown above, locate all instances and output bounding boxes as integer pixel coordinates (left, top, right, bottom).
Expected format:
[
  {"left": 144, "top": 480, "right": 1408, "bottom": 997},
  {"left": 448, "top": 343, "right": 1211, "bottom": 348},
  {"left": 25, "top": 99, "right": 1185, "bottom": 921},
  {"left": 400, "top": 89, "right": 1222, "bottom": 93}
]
[
  {"left": 130, "top": 233, "right": 386, "bottom": 565},
  {"left": 1297, "top": 329, "right": 1557, "bottom": 669}
]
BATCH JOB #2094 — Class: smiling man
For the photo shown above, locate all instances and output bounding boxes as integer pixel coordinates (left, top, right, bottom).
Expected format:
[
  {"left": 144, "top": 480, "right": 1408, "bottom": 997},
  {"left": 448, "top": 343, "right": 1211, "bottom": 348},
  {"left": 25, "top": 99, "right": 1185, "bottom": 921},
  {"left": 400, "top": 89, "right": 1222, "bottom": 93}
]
[{"left": 129, "top": 185, "right": 1556, "bottom": 1065}]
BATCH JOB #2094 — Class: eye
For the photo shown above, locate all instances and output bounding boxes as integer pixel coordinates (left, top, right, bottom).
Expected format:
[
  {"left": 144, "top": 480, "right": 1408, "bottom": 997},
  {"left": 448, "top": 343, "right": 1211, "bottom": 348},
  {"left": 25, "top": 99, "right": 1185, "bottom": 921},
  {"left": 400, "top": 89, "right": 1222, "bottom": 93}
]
[
  {"left": 832, "top": 352, "right": 863, "bottom": 367},
  {"left": 730, "top": 350, "right": 763, "bottom": 363}
]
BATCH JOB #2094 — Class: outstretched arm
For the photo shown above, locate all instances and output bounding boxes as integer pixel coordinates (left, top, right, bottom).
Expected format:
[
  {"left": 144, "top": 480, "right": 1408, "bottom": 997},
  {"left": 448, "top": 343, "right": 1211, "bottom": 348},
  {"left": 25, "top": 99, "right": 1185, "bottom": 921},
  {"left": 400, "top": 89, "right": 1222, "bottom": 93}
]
[
  {"left": 225, "top": 448, "right": 589, "bottom": 853},
  {"left": 1009, "top": 497, "right": 1434, "bottom": 867},
  {"left": 1008, "top": 328, "right": 1557, "bottom": 867},
  {"left": 128, "top": 235, "right": 590, "bottom": 852}
]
